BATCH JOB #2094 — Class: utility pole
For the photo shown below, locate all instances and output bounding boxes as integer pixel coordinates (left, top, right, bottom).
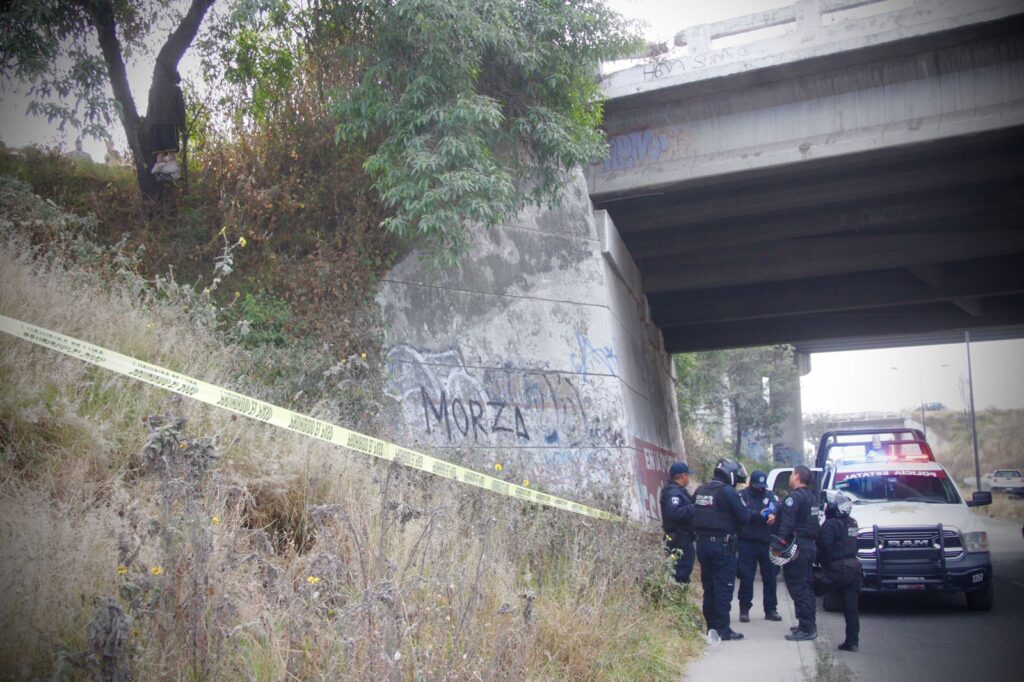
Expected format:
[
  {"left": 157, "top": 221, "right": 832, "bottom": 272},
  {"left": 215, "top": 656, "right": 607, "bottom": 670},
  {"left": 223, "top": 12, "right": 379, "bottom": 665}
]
[
  {"left": 965, "top": 331, "right": 982, "bottom": 493},
  {"left": 918, "top": 373, "right": 926, "bottom": 440}
]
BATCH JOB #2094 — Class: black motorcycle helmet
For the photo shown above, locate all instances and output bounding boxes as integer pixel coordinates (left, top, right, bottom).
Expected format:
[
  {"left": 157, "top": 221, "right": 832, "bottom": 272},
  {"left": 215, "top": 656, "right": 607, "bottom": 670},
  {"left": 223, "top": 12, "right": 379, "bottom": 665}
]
[{"left": 713, "top": 458, "right": 748, "bottom": 487}]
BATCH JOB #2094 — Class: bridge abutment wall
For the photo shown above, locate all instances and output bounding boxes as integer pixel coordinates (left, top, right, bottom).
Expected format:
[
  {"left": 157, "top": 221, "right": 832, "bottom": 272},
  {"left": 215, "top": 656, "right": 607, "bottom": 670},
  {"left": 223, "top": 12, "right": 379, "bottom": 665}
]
[{"left": 376, "top": 170, "right": 682, "bottom": 520}]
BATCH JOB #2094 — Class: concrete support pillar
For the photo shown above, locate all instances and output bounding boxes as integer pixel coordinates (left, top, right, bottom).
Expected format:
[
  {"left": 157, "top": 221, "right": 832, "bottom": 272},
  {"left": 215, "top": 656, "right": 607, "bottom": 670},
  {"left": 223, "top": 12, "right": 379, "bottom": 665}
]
[
  {"left": 772, "top": 352, "right": 810, "bottom": 465},
  {"left": 376, "top": 170, "right": 683, "bottom": 520}
]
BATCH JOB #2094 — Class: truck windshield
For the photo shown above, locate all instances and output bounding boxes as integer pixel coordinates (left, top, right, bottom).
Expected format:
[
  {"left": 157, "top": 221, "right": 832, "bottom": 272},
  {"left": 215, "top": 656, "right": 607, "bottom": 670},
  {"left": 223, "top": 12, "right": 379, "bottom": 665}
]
[{"left": 834, "top": 472, "right": 961, "bottom": 504}]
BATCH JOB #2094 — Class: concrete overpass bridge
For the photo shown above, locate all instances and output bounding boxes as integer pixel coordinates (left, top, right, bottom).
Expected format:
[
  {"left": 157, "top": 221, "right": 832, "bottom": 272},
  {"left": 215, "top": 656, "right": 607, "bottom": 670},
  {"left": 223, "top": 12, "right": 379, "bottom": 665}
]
[
  {"left": 588, "top": 0, "right": 1024, "bottom": 353},
  {"left": 377, "top": 0, "right": 1024, "bottom": 519}
]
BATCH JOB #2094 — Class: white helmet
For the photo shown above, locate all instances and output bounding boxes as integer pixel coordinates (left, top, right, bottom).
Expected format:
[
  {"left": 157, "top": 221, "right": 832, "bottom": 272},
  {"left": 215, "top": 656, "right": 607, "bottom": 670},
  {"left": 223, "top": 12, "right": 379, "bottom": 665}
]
[
  {"left": 769, "top": 535, "right": 798, "bottom": 566},
  {"left": 826, "top": 490, "right": 854, "bottom": 518}
]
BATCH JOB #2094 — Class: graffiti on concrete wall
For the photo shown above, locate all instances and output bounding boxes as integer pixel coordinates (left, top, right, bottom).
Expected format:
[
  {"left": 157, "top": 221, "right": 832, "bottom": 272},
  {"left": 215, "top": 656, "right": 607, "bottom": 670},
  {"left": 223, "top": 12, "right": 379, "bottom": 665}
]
[
  {"left": 640, "top": 47, "right": 744, "bottom": 80},
  {"left": 385, "top": 345, "right": 623, "bottom": 448},
  {"left": 603, "top": 129, "right": 669, "bottom": 171},
  {"left": 384, "top": 344, "right": 629, "bottom": 494},
  {"left": 570, "top": 333, "right": 618, "bottom": 383},
  {"left": 633, "top": 437, "right": 681, "bottom": 522}
]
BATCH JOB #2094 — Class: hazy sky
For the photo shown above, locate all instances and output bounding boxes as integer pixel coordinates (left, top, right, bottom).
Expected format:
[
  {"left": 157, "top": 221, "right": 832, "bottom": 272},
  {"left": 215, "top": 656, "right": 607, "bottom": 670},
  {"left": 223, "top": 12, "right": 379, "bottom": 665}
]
[{"left": 800, "top": 340, "right": 1024, "bottom": 415}]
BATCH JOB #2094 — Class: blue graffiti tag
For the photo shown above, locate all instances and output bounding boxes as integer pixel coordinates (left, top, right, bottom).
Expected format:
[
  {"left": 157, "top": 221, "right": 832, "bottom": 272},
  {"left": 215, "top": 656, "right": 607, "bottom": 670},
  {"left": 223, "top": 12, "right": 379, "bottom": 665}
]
[
  {"left": 602, "top": 129, "right": 669, "bottom": 171},
  {"left": 571, "top": 334, "right": 618, "bottom": 383}
]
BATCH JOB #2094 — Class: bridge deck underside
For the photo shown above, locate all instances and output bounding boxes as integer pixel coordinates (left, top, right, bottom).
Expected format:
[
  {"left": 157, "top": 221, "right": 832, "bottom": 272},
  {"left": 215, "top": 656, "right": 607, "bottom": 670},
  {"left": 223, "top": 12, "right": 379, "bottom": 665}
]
[{"left": 595, "top": 127, "right": 1024, "bottom": 353}]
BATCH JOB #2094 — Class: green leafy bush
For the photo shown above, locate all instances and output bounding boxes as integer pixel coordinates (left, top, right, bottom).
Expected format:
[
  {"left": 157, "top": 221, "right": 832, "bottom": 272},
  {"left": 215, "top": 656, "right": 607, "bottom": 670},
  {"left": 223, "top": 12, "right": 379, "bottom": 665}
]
[{"left": 226, "top": 290, "right": 293, "bottom": 348}]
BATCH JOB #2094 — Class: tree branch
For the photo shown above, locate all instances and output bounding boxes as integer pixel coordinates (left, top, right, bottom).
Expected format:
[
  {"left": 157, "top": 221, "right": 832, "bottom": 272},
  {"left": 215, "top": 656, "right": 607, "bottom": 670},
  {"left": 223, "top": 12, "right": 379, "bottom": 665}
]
[{"left": 154, "top": 0, "right": 216, "bottom": 76}]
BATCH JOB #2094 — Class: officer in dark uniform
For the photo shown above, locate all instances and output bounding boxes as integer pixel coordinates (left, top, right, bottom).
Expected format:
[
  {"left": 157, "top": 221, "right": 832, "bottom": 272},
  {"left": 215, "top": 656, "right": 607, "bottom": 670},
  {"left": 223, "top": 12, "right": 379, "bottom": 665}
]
[
  {"left": 815, "top": 491, "right": 863, "bottom": 652},
  {"left": 693, "top": 458, "right": 759, "bottom": 640},
  {"left": 778, "top": 465, "right": 820, "bottom": 641},
  {"left": 660, "top": 461, "right": 696, "bottom": 584},
  {"left": 736, "top": 470, "right": 782, "bottom": 622}
]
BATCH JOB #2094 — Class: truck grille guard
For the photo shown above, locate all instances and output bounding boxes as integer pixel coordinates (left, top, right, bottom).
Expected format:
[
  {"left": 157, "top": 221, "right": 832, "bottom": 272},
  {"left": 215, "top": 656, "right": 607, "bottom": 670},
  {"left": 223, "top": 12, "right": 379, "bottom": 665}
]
[{"left": 863, "top": 524, "right": 958, "bottom": 590}]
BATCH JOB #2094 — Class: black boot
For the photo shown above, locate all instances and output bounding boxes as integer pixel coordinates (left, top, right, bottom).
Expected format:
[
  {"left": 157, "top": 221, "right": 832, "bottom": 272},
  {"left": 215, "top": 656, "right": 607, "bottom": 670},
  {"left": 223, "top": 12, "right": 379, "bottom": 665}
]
[
  {"left": 785, "top": 629, "right": 817, "bottom": 641},
  {"left": 765, "top": 611, "right": 782, "bottom": 621},
  {"left": 739, "top": 608, "right": 750, "bottom": 623},
  {"left": 838, "top": 642, "right": 859, "bottom": 652}
]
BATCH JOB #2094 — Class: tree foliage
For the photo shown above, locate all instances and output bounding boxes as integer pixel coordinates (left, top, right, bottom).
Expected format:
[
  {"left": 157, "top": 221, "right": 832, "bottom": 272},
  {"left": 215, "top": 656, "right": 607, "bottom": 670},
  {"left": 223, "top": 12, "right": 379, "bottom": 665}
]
[
  {"left": 332, "top": 0, "right": 642, "bottom": 263},
  {"left": 0, "top": 0, "right": 215, "bottom": 200},
  {"left": 675, "top": 346, "right": 799, "bottom": 459}
]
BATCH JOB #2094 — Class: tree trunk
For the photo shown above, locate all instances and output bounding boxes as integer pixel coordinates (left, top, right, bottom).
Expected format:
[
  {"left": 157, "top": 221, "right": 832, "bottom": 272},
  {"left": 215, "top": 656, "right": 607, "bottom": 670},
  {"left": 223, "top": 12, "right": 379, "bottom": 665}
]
[
  {"left": 88, "top": 0, "right": 213, "bottom": 202},
  {"left": 733, "top": 398, "right": 742, "bottom": 459}
]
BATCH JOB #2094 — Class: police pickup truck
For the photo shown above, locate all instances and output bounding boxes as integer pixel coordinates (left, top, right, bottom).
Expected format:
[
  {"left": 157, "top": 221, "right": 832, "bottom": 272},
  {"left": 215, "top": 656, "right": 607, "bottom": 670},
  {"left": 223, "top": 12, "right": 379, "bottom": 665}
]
[{"left": 768, "top": 429, "right": 994, "bottom": 611}]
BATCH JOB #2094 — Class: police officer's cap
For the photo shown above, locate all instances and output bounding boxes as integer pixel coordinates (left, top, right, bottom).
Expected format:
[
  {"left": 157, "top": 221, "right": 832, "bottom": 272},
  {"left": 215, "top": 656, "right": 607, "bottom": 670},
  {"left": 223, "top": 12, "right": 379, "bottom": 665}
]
[
  {"left": 669, "top": 462, "right": 689, "bottom": 478},
  {"left": 750, "top": 470, "right": 768, "bottom": 489}
]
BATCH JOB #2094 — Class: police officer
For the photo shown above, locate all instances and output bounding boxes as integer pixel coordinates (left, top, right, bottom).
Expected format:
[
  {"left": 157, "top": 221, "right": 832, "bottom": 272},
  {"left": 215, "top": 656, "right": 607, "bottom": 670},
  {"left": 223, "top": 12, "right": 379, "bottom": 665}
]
[
  {"left": 778, "top": 465, "right": 820, "bottom": 641},
  {"left": 660, "top": 461, "right": 696, "bottom": 584},
  {"left": 815, "top": 491, "right": 863, "bottom": 652},
  {"left": 693, "top": 458, "right": 759, "bottom": 640},
  {"left": 736, "top": 470, "right": 782, "bottom": 623}
]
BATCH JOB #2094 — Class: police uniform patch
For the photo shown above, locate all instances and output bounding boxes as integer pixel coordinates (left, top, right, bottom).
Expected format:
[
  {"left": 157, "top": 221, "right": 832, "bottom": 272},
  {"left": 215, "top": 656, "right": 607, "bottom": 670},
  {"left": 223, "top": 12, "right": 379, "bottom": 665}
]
[
  {"left": 762, "top": 497, "right": 769, "bottom": 506},
  {"left": 785, "top": 496, "right": 794, "bottom": 507},
  {"left": 671, "top": 496, "right": 680, "bottom": 505}
]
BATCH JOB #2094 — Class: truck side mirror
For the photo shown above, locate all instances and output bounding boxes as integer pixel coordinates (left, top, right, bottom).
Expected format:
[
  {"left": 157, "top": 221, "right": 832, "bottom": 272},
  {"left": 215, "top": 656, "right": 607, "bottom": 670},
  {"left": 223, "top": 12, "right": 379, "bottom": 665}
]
[{"left": 966, "top": 491, "right": 992, "bottom": 507}]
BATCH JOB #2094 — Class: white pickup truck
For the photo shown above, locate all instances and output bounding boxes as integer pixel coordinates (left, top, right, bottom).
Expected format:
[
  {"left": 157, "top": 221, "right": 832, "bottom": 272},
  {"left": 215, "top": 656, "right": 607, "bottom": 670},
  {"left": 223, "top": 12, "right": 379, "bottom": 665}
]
[
  {"left": 990, "top": 469, "right": 1024, "bottom": 496},
  {"left": 769, "top": 428, "right": 994, "bottom": 611}
]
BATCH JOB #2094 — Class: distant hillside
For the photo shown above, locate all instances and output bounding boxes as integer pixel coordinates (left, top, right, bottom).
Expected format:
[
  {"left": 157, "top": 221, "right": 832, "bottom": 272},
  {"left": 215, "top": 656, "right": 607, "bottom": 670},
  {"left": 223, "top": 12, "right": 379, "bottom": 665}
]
[{"left": 926, "top": 408, "right": 1024, "bottom": 482}]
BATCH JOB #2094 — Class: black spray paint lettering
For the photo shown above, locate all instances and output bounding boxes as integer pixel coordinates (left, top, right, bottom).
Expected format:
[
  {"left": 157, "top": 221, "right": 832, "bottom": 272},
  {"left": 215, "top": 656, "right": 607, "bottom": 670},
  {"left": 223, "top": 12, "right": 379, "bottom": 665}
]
[{"left": 421, "top": 387, "right": 528, "bottom": 442}]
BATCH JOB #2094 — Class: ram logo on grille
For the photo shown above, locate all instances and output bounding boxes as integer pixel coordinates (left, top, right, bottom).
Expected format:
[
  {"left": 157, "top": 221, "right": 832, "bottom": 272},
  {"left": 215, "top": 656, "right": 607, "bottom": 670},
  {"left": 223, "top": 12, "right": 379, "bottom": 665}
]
[{"left": 886, "top": 538, "right": 933, "bottom": 548}]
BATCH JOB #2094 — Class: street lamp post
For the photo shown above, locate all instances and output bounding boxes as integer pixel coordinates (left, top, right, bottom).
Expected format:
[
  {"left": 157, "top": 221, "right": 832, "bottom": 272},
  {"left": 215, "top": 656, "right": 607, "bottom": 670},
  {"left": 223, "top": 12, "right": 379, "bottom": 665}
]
[
  {"left": 889, "top": 366, "right": 928, "bottom": 436},
  {"left": 890, "top": 363, "right": 950, "bottom": 441}
]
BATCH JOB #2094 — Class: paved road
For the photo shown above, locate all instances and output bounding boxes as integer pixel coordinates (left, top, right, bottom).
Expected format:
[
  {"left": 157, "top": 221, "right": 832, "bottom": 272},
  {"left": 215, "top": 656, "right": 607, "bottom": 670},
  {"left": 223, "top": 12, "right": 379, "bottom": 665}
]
[{"left": 816, "top": 516, "right": 1024, "bottom": 680}]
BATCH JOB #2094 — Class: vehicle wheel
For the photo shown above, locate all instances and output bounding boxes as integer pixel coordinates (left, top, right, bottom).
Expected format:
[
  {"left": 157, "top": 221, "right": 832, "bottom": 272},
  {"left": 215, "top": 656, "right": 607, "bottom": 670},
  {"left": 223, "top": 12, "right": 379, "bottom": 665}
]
[
  {"left": 823, "top": 591, "right": 844, "bottom": 612},
  {"left": 966, "top": 584, "right": 994, "bottom": 611}
]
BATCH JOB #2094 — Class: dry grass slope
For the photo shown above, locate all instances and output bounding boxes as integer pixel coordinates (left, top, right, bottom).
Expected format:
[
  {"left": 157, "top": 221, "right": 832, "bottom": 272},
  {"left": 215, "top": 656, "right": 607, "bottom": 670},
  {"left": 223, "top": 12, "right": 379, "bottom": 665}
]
[{"left": 0, "top": 178, "right": 703, "bottom": 680}]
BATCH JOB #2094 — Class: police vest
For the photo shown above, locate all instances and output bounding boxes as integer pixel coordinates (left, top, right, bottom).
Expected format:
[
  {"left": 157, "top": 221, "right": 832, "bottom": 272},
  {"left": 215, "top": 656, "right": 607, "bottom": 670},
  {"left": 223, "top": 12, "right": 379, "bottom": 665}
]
[
  {"left": 692, "top": 480, "right": 735, "bottom": 533},
  {"left": 837, "top": 518, "right": 859, "bottom": 559}
]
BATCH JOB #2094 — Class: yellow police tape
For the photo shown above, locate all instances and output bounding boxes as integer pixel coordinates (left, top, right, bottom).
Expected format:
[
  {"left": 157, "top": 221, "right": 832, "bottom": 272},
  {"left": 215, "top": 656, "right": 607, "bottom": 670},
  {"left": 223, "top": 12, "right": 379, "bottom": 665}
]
[{"left": 0, "top": 314, "right": 620, "bottom": 521}]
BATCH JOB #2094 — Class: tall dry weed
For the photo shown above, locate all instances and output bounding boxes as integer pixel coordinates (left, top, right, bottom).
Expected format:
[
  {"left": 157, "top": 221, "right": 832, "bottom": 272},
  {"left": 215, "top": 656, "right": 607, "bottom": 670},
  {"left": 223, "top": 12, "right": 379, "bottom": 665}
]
[{"left": 0, "top": 179, "right": 702, "bottom": 680}]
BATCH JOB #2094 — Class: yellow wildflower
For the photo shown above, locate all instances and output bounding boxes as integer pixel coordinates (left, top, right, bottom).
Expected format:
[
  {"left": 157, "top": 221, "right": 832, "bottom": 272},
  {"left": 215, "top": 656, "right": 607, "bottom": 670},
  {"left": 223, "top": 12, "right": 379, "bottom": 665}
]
[
  {"left": 179, "top": 441, "right": 188, "bottom": 448},
  {"left": 212, "top": 516, "right": 221, "bottom": 526},
  {"left": 238, "top": 236, "right": 248, "bottom": 247},
  {"left": 150, "top": 566, "right": 163, "bottom": 576},
  {"left": 306, "top": 575, "right": 320, "bottom": 585},
  {"left": 234, "top": 291, "right": 240, "bottom": 299},
  {"left": 117, "top": 565, "right": 128, "bottom": 576},
  {"left": 523, "top": 480, "right": 530, "bottom": 487},
  {"left": 360, "top": 352, "right": 367, "bottom": 359},
  {"left": 218, "top": 226, "right": 227, "bottom": 237},
  {"left": 494, "top": 463, "right": 503, "bottom": 472}
]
